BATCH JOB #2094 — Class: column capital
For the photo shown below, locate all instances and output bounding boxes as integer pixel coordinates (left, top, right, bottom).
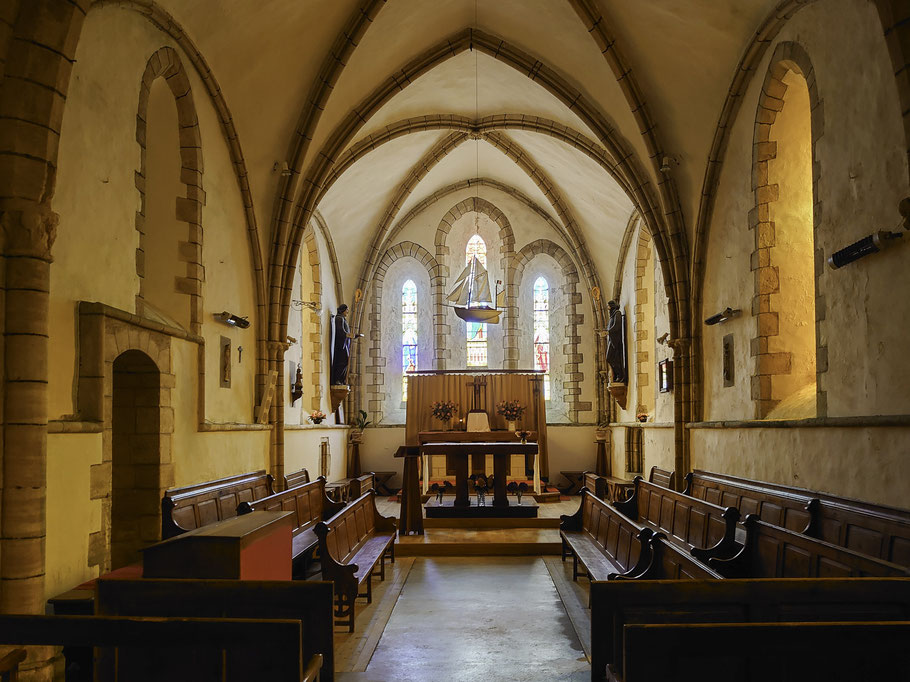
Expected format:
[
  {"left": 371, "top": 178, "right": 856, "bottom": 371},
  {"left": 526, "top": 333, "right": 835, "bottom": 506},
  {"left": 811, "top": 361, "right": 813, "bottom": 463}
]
[{"left": 0, "top": 204, "right": 58, "bottom": 261}]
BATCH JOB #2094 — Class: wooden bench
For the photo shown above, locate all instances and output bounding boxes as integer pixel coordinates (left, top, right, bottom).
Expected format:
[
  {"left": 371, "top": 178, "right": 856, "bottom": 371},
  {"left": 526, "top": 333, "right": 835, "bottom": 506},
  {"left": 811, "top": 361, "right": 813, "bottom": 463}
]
[
  {"left": 614, "top": 476, "right": 740, "bottom": 560},
  {"left": 709, "top": 514, "right": 910, "bottom": 578},
  {"left": 0, "top": 613, "right": 312, "bottom": 682},
  {"left": 284, "top": 467, "right": 311, "bottom": 490},
  {"left": 325, "top": 473, "right": 376, "bottom": 502},
  {"left": 96, "top": 578, "right": 335, "bottom": 681},
  {"left": 590, "top": 576, "right": 910, "bottom": 681},
  {"left": 161, "top": 470, "right": 275, "bottom": 539},
  {"left": 624, "top": 620, "right": 910, "bottom": 682},
  {"left": 237, "top": 476, "right": 344, "bottom": 577},
  {"left": 0, "top": 650, "right": 25, "bottom": 682},
  {"left": 584, "top": 466, "right": 673, "bottom": 503},
  {"left": 559, "top": 488, "right": 654, "bottom": 583},
  {"left": 314, "top": 490, "right": 396, "bottom": 632},
  {"left": 684, "top": 469, "right": 910, "bottom": 566}
]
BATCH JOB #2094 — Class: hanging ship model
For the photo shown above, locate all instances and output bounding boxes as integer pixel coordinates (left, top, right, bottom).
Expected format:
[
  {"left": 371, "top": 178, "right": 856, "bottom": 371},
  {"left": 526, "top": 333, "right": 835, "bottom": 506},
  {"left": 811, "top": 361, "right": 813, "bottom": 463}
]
[{"left": 447, "top": 255, "right": 505, "bottom": 324}]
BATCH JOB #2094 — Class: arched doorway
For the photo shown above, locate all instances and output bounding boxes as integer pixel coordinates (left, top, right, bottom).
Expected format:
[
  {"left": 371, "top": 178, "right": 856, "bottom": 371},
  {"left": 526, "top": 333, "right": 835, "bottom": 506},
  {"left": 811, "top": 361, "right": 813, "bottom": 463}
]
[{"left": 111, "top": 350, "right": 161, "bottom": 569}]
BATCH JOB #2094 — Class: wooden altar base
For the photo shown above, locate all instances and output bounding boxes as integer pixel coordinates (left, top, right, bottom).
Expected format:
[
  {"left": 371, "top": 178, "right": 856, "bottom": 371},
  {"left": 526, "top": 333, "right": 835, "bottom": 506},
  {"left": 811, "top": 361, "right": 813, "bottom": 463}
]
[{"left": 424, "top": 496, "right": 538, "bottom": 519}]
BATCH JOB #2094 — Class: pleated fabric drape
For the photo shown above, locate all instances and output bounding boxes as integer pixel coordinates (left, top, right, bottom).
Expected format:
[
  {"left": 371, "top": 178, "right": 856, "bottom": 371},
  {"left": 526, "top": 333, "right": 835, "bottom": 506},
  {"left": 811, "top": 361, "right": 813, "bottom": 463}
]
[{"left": 405, "top": 372, "right": 549, "bottom": 478}]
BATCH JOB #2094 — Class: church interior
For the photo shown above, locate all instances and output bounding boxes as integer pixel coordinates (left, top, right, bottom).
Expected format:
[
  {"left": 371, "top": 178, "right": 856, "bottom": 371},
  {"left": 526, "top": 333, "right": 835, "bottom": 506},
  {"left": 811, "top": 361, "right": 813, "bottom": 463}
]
[{"left": 1, "top": 0, "right": 910, "bottom": 679}]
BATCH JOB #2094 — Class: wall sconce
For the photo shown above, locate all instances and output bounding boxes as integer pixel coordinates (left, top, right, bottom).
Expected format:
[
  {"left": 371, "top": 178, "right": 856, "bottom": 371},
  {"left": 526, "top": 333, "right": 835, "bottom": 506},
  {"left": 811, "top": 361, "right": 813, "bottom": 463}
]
[
  {"left": 705, "top": 307, "right": 740, "bottom": 326},
  {"left": 828, "top": 231, "right": 903, "bottom": 269},
  {"left": 214, "top": 311, "right": 250, "bottom": 329},
  {"left": 291, "top": 300, "right": 320, "bottom": 313}
]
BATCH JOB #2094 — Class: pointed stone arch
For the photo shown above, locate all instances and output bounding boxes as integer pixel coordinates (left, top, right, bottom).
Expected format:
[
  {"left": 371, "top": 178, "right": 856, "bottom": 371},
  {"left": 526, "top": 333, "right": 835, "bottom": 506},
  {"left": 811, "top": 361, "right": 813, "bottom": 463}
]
[
  {"left": 512, "top": 239, "right": 587, "bottom": 421},
  {"left": 434, "top": 197, "right": 516, "bottom": 370}
]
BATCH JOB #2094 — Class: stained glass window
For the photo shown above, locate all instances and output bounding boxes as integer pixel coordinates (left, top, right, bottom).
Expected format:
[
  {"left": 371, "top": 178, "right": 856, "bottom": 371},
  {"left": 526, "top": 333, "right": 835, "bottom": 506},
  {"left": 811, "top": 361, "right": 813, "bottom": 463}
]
[
  {"left": 533, "top": 276, "right": 551, "bottom": 399},
  {"left": 466, "top": 234, "right": 488, "bottom": 367},
  {"left": 401, "top": 280, "right": 417, "bottom": 401}
]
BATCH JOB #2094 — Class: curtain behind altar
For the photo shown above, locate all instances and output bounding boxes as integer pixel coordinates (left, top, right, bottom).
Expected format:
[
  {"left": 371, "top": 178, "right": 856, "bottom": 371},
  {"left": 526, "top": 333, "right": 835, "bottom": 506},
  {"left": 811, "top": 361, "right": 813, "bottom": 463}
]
[{"left": 405, "top": 372, "right": 549, "bottom": 478}]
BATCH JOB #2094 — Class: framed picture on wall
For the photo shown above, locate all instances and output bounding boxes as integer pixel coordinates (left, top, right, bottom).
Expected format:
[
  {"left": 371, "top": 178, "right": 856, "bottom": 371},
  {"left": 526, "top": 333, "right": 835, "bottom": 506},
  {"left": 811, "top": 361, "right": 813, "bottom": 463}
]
[{"left": 658, "top": 359, "right": 673, "bottom": 393}]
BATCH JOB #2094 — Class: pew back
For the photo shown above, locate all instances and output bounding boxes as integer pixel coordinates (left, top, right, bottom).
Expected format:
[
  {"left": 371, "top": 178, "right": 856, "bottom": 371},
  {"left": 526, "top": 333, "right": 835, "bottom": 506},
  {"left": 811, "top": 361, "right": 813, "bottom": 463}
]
[
  {"left": 0, "top": 613, "right": 303, "bottom": 682},
  {"left": 590, "top": 577, "right": 910, "bottom": 681},
  {"left": 648, "top": 466, "right": 675, "bottom": 490},
  {"left": 96, "top": 578, "right": 334, "bottom": 681},
  {"left": 239, "top": 477, "right": 343, "bottom": 532},
  {"left": 623, "top": 621, "right": 910, "bottom": 682},
  {"left": 712, "top": 516, "right": 910, "bottom": 578},
  {"left": 161, "top": 470, "right": 274, "bottom": 539},
  {"left": 284, "top": 467, "right": 310, "bottom": 490},
  {"left": 319, "top": 491, "right": 394, "bottom": 565},
  {"left": 616, "top": 477, "right": 739, "bottom": 557}
]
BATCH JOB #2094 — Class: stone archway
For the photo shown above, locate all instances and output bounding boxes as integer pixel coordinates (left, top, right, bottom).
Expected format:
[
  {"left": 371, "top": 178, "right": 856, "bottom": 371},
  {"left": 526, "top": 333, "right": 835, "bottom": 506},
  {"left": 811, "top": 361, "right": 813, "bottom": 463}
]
[{"left": 111, "top": 350, "right": 161, "bottom": 569}]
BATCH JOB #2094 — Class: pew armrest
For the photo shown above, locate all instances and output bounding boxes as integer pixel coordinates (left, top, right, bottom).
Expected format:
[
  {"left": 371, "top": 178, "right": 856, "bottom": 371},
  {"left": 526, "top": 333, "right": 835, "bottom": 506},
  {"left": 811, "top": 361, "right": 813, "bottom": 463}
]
[
  {"left": 314, "top": 522, "right": 358, "bottom": 584},
  {"left": 608, "top": 528, "right": 656, "bottom": 581},
  {"left": 682, "top": 471, "right": 694, "bottom": 496},
  {"left": 613, "top": 476, "right": 642, "bottom": 519},
  {"left": 371, "top": 491, "right": 398, "bottom": 533},
  {"left": 322, "top": 492, "right": 345, "bottom": 519},
  {"left": 691, "top": 506, "right": 742, "bottom": 561},
  {"left": 302, "top": 653, "right": 323, "bottom": 682},
  {"left": 559, "top": 488, "right": 588, "bottom": 531},
  {"left": 707, "top": 515, "right": 756, "bottom": 578}
]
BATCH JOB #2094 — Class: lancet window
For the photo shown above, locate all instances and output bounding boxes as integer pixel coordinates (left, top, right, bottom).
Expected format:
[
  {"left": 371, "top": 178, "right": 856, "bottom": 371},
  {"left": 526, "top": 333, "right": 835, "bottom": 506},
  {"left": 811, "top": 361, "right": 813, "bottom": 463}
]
[
  {"left": 465, "top": 235, "right": 488, "bottom": 367},
  {"left": 533, "top": 276, "right": 551, "bottom": 399},
  {"left": 401, "top": 279, "right": 418, "bottom": 400}
]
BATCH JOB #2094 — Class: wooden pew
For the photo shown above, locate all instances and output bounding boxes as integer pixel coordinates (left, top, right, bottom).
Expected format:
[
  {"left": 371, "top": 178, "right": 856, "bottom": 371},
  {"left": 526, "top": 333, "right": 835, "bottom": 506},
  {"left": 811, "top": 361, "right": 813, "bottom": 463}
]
[
  {"left": 284, "top": 467, "right": 311, "bottom": 489},
  {"left": 584, "top": 467, "right": 675, "bottom": 502},
  {"left": 0, "top": 649, "right": 25, "bottom": 682},
  {"left": 237, "top": 476, "right": 345, "bottom": 577},
  {"left": 314, "top": 490, "right": 396, "bottom": 632},
  {"left": 0, "top": 614, "right": 308, "bottom": 682},
  {"left": 590, "top": 576, "right": 910, "bottom": 682},
  {"left": 560, "top": 490, "right": 722, "bottom": 587},
  {"left": 709, "top": 514, "right": 910, "bottom": 578},
  {"left": 614, "top": 476, "right": 740, "bottom": 560},
  {"left": 684, "top": 469, "right": 910, "bottom": 566},
  {"left": 560, "top": 488, "right": 654, "bottom": 582},
  {"left": 623, "top": 621, "right": 910, "bottom": 682},
  {"left": 161, "top": 470, "right": 275, "bottom": 539},
  {"left": 647, "top": 466, "right": 675, "bottom": 490},
  {"left": 96, "top": 578, "right": 335, "bottom": 681}
]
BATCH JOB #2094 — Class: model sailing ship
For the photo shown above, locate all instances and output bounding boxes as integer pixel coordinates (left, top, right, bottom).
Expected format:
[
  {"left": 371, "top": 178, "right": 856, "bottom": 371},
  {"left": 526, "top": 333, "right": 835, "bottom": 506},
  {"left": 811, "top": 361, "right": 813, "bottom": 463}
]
[{"left": 447, "top": 255, "right": 505, "bottom": 324}]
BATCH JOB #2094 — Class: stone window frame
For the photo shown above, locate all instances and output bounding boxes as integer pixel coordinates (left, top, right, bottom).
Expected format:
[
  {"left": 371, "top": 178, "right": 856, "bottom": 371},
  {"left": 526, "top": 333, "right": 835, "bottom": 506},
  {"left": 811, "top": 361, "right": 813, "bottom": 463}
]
[
  {"left": 366, "top": 242, "right": 440, "bottom": 423},
  {"left": 134, "top": 46, "right": 205, "bottom": 336},
  {"left": 749, "top": 41, "right": 827, "bottom": 418},
  {"left": 511, "top": 239, "right": 588, "bottom": 422},
  {"left": 434, "top": 197, "right": 515, "bottom": 369}
]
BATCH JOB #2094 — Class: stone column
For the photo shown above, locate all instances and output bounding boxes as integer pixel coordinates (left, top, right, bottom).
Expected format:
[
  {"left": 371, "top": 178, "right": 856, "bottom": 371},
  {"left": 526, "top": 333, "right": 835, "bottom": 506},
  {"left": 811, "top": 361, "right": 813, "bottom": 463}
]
[{"left": 0, "top": 203, "right": 57, "bottom": 679}]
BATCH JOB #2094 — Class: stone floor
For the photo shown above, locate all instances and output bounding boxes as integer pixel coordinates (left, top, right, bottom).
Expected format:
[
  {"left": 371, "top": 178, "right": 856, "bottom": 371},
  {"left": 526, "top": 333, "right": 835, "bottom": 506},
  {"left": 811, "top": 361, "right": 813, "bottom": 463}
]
[{"left": 335, "top": 556, "right": 591, "bottom": 681}]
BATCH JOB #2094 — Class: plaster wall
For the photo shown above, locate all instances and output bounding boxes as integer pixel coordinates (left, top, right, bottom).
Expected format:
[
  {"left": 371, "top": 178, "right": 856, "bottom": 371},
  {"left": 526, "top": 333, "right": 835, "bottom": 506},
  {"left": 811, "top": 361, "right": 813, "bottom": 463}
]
[
  {"left": 45, "top": 434, "right": 102, "bottom": 600},
  {"left": 701, "top": 0, "right": 910, "bottom": 421},
  {"left": 642, "top": 427, "right": 675, "bottom": 475},
  {"left": 690, "top": 426, "right": 910, "bottom": 509},
  {"left": 51, "top": 7, "right": 259, "bottom": 425},
  {"left": 284, "top": 427, "right": 350, "bottom": 483}
]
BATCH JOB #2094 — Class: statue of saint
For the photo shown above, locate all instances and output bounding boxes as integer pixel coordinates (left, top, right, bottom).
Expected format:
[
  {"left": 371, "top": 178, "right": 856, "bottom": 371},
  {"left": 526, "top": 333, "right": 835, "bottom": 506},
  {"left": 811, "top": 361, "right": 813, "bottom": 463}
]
[
  {"left": 606, "top": 300, "right": 626, "bottom": 384},
  {"left": 330, "top": 304, "right": 363, "bottom": 386}
]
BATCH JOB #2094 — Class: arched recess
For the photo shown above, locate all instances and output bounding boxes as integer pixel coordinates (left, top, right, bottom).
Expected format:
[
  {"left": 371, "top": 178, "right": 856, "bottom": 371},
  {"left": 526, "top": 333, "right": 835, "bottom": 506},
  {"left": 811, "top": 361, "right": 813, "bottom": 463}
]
[
  {"left": 750, "top": 41, "right": 826, "bottom": 419},
  {"left": 135, "top": 46, "right": 204, "bottom": 335},
  {"left": 512, "top": 239, "right": 586, "bottom": 422},
  {"left": 435, "top": 197, "right": 516, "bottom": 370},
  {"left": 365, "top": 241, "right": 439, "bottom": 423}
]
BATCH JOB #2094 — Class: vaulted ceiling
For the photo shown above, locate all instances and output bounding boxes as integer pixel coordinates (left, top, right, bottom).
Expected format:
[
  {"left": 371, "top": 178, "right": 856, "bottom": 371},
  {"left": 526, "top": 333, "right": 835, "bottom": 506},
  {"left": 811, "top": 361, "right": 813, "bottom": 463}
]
[{"left": 151, "top": 0, "right": 785, "bottom": 295}]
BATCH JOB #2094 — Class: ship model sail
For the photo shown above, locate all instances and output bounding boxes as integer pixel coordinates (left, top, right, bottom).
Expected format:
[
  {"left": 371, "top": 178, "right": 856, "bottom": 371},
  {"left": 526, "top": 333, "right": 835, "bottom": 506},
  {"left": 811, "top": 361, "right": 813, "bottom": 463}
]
[{"left": 447, "top": 255, "right": 505, "bottom": 324}]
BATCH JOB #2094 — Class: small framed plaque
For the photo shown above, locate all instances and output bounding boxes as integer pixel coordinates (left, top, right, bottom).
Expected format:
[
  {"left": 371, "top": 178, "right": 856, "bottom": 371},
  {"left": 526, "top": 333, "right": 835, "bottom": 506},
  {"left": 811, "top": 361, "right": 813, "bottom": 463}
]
[{"left": 658, "top": 359, "right": 673, "bottom": 393}]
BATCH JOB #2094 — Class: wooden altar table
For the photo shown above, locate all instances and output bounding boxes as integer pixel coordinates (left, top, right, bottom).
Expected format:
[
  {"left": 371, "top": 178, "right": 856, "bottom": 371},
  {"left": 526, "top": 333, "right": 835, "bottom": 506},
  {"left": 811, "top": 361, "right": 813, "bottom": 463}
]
[{"left": 419, "top": 441, "right": 540, "bottom": 512}]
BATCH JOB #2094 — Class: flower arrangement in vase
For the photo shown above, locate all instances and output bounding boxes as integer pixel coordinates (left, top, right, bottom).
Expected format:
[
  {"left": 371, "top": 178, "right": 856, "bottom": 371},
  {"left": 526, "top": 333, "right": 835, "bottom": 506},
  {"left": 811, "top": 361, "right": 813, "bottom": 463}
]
[
  {"left": 309, "top": 410, "right": 326, "bottom": 425},
  {"left": 430, "top": 401, "right": 458, "bottom": 429},
  {"left": 496, "top": 400, "right": 525, "bottom": 430},
  {"left": 515, "top": 429, "right": 532, "bottom": 445}
]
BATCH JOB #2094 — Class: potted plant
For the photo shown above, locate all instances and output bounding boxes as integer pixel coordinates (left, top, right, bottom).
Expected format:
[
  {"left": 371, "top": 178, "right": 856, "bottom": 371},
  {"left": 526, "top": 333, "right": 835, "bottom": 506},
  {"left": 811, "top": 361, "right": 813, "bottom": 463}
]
[
  {"left": 309, "top": 410, "right": 326, "bottom": 425},
  {"left": 496, "top": 400, "right": 526, "bottom": 431},
  {"left": 430, "top": 400, "right": 458, "bottom": 430},
  {"left": 350, "top": 409, "right": 371, "bottom": 443}
]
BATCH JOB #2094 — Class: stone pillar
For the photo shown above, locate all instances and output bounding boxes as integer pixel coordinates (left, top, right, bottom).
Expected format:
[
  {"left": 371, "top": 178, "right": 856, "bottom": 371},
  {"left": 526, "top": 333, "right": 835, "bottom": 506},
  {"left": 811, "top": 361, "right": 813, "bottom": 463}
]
[{"left": 0, "top": 203, "right": 57, "bottom": 679}]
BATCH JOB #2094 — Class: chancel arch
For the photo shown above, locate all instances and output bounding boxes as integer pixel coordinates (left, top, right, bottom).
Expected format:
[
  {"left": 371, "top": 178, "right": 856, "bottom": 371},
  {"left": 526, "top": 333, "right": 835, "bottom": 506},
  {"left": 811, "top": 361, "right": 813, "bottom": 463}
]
[
  {"left": 366, "top": 241, "right": 439, "bottom": 424},
  {"left": 750, "top": 41, "right": 826, "bottom": 420}
]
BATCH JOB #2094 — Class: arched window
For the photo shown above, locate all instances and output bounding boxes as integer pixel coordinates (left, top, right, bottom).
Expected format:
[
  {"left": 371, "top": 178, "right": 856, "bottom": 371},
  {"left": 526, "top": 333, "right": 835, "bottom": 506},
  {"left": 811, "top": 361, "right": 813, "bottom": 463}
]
[
  {"left": 465, "top": 235, "right": 488, "bottom": 367},
  {"left": 401, "top": 279, "right": 417, "bottom": 401},
  {"left": 533, "top": 276, "right": 551, "bottom": 400}
]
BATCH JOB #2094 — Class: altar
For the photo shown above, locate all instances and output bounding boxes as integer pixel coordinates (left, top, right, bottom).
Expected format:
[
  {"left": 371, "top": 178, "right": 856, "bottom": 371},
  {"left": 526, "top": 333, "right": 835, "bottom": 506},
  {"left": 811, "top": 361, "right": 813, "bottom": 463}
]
[{"left": 403, "top": 370, "right": 548, "bottom": 522}]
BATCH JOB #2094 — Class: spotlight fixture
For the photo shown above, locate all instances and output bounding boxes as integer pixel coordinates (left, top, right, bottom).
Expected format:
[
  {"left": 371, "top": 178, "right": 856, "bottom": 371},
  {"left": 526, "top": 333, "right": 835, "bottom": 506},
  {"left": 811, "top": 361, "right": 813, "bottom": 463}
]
[
  {"left": 214, "top": 311, "right": 250, "bottom": 329},
  {"left": 828, "top": 231, "right": 903, "bottom": 269},
  {"left": 705, "top": 307, "right": 740, "bottom": 326},
  {"left": 291, "top": 300, "right": 320, "bottom": 313}
]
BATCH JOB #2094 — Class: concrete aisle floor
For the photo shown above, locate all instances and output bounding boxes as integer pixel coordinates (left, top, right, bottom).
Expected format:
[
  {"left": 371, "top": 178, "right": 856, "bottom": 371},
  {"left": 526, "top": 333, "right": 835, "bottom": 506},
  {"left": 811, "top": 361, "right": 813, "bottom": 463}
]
[{"left": 337, "top": 557, "right": 590, "bottom": 682}]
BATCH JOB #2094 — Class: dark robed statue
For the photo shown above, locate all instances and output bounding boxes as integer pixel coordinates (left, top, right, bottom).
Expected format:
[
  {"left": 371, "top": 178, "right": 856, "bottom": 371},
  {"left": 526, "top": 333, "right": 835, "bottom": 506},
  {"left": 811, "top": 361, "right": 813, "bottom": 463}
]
[
  {"left": 330, "top": 304, "right": 362, "bottom": 385},
  {"left": 606, "top": 299, "right": 626, "bottom": 384}
]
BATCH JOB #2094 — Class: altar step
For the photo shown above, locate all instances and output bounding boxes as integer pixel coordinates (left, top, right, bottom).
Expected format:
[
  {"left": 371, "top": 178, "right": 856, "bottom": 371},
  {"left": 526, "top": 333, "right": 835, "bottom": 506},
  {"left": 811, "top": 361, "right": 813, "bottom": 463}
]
[{"left": 396, "top": 527, "right": 562, "bottom": 557}]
